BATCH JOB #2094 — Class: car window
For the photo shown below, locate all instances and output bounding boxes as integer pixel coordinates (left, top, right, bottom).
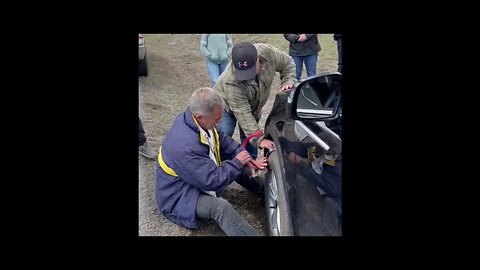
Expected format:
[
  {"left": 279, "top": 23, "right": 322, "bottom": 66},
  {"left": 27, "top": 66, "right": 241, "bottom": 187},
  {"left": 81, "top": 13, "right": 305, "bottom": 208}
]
[{"left": 297, "top": 76, "right": 340, "bottom": 116}]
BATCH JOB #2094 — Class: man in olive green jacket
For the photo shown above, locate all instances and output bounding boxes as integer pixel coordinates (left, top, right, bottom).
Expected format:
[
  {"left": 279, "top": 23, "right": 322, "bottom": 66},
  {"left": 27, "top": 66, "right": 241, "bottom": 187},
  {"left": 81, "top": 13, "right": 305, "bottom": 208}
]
[{"left": 214, "top": 42, "right": 296, "bottom": 158}]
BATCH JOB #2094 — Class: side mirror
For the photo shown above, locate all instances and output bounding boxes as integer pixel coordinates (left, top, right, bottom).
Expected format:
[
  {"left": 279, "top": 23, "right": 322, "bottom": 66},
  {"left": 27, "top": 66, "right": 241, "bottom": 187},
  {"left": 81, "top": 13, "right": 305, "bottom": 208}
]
[{"left": 287, "top": 72, "right": 341, "bottom": 121}]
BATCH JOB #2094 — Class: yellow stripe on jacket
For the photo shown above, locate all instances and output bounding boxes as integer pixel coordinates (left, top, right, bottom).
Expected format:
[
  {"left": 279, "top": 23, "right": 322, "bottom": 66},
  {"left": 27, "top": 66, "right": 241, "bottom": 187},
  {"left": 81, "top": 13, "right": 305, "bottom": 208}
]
[
  {"left": 158, "top": 146, "right": 178, "bottom": 177},
  {"left": 158, "top": 115, "right": 222, "bottom": 177}
]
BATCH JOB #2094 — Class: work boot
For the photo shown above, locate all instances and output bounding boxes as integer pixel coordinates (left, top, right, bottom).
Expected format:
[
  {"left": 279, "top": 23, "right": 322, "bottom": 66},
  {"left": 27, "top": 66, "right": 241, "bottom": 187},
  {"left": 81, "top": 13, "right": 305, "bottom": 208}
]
[{"left": 139, "top": 142, "right": 156, "bottom": 160}]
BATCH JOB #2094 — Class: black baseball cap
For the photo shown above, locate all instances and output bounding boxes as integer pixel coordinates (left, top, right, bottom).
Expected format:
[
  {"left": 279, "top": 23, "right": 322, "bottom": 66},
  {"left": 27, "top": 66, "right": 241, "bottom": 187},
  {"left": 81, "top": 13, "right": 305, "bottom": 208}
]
[{"left": 232, "top": 42, "right": 258, "bottom": 81}]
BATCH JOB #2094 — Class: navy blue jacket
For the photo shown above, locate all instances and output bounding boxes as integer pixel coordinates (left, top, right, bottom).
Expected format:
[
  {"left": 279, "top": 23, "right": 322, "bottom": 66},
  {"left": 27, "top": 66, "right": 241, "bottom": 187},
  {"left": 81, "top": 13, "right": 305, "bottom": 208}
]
[{"left": 155, "top": 109, "right": 243, "bottom": 229}]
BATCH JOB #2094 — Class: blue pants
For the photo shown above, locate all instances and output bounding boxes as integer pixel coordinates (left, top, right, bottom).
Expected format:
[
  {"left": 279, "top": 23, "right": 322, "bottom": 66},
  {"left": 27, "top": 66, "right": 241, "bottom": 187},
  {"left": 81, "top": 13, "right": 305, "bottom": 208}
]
[
  {"left": 207, "top": 60, "right": 229, "bottom": 87},
  {"left": 219, "top": 110, "right": 259, "bottom": 159},
  {"left": 292, "top": 54, "right": 318, "bottom": 81}
]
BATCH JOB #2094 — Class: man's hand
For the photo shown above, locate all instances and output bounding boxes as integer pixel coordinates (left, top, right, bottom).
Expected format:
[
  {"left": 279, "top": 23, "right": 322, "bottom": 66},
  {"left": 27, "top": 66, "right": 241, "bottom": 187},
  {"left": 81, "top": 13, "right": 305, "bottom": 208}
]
[
  {"left": 278, "top": 83, "right": 294, "bottom": 92},
  {"left": 235, "top": 150, "right": 252, "bottom": 166},
  {"left": 298, "top": 34, "right": 307, "bottom": 42},
  {"left": 259, "top": 138, "right": 275, "bottom": 150},
  {"left": 247, "top": 157, "right": 268, "bottom": 171}
]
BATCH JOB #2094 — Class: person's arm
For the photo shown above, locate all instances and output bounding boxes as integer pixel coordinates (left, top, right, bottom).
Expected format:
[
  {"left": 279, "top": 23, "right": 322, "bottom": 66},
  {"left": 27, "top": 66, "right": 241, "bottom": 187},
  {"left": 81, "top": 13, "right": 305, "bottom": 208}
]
[
  {"left": 225, "top": 83, "right": 262, "bottom": 145},
  {"left": 218, "top": 127, "right": 243, "bottom": 161},
  {"left": 200, "top": 34, "right": 211, "bottom": 59},
  {"left": 305, "top": 34, "right": 317, "bottom": 40},
  {"left": 170, "top": 145, "right": 243, "bottom": 191},
  {"left": 226, "top": 34, "right": 233, "bottom": 58},
  {"left": 271, "top": 45, "right": 296, "bottom": 86},
  {"left": 284, "top": 34, "right": 299, "bottom": 42}
]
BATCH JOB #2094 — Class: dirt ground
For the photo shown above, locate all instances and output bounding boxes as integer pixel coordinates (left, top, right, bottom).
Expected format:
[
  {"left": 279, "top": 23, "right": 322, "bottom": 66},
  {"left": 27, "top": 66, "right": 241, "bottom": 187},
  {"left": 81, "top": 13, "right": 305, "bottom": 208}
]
[{"left": 139, "top": 34, "right": 338, "bottom": 236}]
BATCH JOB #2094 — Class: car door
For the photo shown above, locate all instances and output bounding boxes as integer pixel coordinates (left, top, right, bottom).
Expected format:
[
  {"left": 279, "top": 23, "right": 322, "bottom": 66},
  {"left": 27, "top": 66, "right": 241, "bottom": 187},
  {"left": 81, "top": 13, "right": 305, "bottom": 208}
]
[{"left": 290, "top": 73, "right": 342, "bottom": 236}]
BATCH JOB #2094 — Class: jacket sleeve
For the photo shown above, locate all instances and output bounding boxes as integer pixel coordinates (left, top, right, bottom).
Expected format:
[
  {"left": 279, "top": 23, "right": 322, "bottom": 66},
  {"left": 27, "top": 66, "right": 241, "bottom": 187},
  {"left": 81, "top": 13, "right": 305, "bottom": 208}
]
[
  {"left": 284, "top": 34, "right": 299, "bottom": 42},
  {"left": 219, "top": 128, "right": 243, "bottom": 161},
  {"left": 305, "top": 34, "right": 317, "bottom": 40},
  {"left": 271, "top": 45, "right": 297, "bottom": 86},
  {"left": 200, "top": 34, "right": 211, "bottom": 59},
  {"left": 225, "top": 83, "right": 261, "bottom": 139},
  {"left": 171, "top": 145, "right": 243, "bottom": 191},
  {"left": 226, "top": 34, "right": 233, "bottom": 58}
]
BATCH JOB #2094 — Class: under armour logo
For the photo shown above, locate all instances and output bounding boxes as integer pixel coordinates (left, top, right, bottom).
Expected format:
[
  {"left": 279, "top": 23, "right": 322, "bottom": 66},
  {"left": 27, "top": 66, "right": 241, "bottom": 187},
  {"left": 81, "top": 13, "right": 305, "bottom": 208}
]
[{"left": 238, "top": 61, "right": 249, "bottom": 68}]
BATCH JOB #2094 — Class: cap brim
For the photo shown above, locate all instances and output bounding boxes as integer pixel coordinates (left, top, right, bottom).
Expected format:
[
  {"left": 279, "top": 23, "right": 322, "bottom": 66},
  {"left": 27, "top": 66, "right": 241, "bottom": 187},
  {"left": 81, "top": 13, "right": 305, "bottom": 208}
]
[{"left": 234, "top": 66, "right": 256, "bottom": 81}]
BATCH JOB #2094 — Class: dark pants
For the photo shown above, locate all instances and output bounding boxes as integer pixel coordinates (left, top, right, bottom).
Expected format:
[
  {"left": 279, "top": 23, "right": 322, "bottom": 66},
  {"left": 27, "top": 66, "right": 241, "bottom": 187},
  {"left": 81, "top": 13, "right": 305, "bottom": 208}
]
[
  {"left": 195, "top": 168, "right": 262, "bottom": 236},
  {"left": 139, "top": 117, "right": 147, "bottom": 146},
  {"left": 234, "top": 166, "right": 263, "bottom": 194},
  {"left": 220, "top": 110, "right": 259, "bottom": 159}
]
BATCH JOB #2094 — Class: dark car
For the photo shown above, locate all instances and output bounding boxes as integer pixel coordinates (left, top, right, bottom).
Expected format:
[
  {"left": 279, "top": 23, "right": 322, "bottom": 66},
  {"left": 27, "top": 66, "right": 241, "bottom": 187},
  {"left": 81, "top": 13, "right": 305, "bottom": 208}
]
[{"left": 262, "top": 72, "right": 342, "bottom": 236}]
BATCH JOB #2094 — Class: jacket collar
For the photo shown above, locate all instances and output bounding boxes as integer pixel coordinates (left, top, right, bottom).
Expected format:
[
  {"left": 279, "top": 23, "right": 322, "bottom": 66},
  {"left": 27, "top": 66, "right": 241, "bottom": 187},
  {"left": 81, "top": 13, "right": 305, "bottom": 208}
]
[
  {"left": 184, "top": 108, "right": 211, "bottom": 146},
  {"left": 183, "top": 108, "right": 222, "bottom": 164}
]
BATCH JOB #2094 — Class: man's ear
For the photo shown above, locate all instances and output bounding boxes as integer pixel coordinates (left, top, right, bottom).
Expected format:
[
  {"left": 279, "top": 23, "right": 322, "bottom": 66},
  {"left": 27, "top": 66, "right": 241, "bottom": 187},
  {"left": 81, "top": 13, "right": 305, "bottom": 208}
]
[{"left": 194, "top": 114, "right": 203, "bottom": 122}]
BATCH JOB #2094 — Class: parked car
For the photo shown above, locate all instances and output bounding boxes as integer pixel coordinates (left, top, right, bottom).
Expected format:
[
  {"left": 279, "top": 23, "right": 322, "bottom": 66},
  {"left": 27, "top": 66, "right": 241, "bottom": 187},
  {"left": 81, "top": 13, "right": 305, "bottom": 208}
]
[
  {"left": 139, "top": 34, "right": 148, "bottom": 76},
  {"left": 262, "top": 72, "right": 342, "bottom": 236}
]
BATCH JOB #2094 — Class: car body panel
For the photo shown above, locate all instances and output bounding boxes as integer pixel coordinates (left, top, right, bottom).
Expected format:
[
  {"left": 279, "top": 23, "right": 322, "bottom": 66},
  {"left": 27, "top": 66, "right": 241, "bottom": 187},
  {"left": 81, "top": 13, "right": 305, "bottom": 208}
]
[{"left": 264, "top": 73, "right": 342, "bottom": 236}]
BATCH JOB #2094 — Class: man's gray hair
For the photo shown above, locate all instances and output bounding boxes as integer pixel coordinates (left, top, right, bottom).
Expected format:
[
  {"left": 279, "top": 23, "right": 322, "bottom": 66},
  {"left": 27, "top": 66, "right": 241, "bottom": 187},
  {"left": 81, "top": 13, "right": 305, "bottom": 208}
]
[{"left": 189, "top": 87, "right": 225, "bottom": 116}]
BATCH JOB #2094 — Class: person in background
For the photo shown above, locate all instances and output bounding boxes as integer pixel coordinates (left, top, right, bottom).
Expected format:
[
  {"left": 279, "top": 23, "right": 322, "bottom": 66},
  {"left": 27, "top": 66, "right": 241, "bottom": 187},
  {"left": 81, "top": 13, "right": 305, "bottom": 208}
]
[
  {"left": 333, "top": 34, "right": 342, "bottom": 73},
  {"left": 200, "top": 34, "right": 233, "bottom": 87},
  {"left": 284, "top": 34, "right": 321, "bottom": 81},
  {"left": 139, "top": 117, "right": 156, "bottom": 159}
]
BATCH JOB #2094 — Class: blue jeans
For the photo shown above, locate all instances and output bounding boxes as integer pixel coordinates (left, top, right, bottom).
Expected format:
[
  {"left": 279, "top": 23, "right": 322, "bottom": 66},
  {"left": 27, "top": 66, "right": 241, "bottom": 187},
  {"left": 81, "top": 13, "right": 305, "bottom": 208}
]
[
  {"left": 292, "top": 54, "right": 318, "bottom": 81},
  {"left": 207, "top": 60, "right": 229, "bottom": 87},
  {"left": 219, "top": 110, "right": 259, "bottom": 159}
]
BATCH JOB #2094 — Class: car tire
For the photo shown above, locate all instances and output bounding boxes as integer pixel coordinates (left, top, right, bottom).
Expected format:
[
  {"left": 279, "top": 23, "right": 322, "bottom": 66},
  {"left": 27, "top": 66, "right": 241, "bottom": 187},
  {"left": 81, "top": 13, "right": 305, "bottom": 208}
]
[
  {"left": 265, "top": 149, "right": 294, "bottom": 236},
  {"left": 139, "top": 55, "right": 148, "bottom": 76}
]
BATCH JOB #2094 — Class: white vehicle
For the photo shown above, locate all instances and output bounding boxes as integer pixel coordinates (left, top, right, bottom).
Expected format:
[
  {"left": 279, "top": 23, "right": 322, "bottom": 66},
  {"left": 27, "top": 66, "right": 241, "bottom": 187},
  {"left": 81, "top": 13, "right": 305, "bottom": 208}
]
[{"left": 139, "top": 34, "right": 148, "bottom": 76}]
